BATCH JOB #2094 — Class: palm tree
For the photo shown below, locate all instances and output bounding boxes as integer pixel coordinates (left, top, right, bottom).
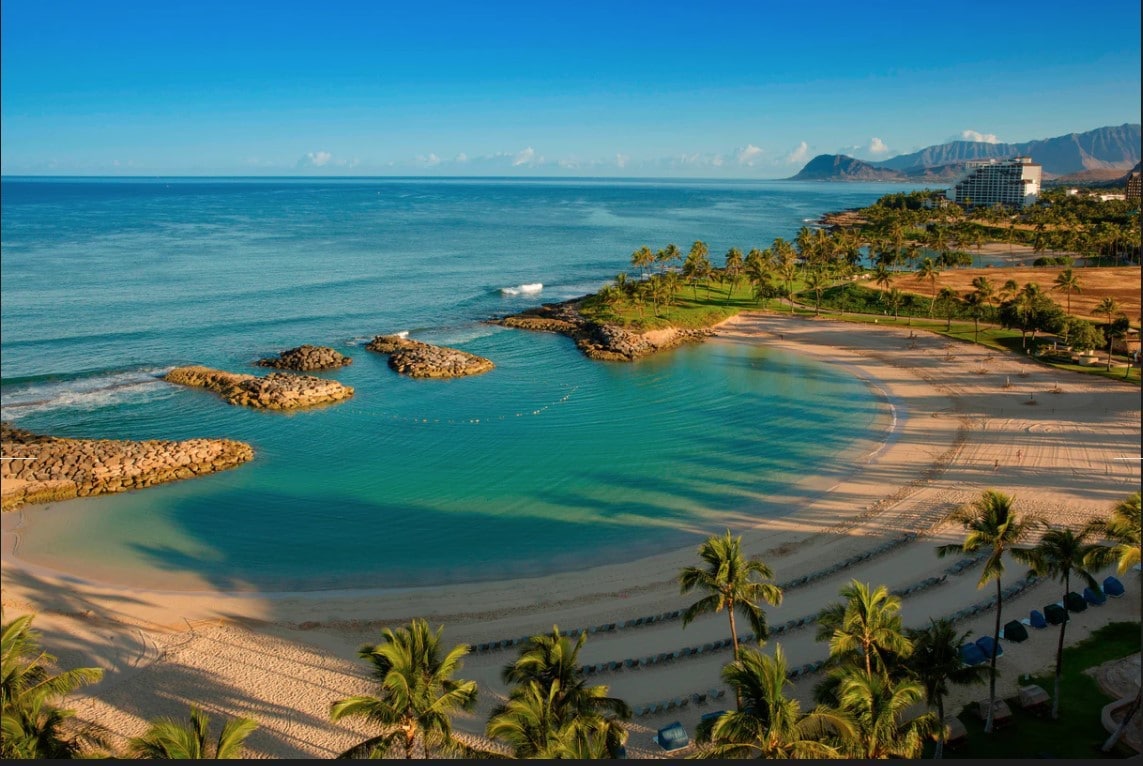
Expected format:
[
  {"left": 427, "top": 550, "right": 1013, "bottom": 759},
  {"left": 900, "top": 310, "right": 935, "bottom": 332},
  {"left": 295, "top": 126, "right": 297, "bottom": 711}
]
[
  {"left": 1023, "top": 524, "right": 1102, "bottom": 720},
  {"left": 1051, "top": 268, "right": 1081, "bottom": 316},
  {"left": 657, "top": 242, "right": 682, "bottom": 273},
  {"left": 905, "top": 619, "right": 987, "bottom": 759},
  {"left": 804, "top": 269, "right": 827, "bottom": 316},
  {"left": 915, "top": 257, "right": 942, "bottom": 317},
  {"left": 683, "top": 241, "right": 711, "bottom": 300},
  {"left": 630, "top": 245, "right": 654, "bottom": 279},
  {"left": 963, "top": 291, "right": 985, "bottom": 343},
  {"left": 937, "top": 286, "right": 960, "bottom": 331},
  {"left": 1086, "top": 492, "right": 1142, "bottom": 751},
  {"left": 835, "top": 668, "right": 934, "bottom": 759},
  {"left": 1096, "top": 296, "right": 1122, "bottom": 371},
  {"left": 873, "top": 264, "right": 893, "bottom": 300},
  {"left": 1, "top": 612, "right": 104, "bottom": 759},
  {"left": 935, "top": 490, "right": 1037, "bottom": 733},
  {"left": 489, "top": 627, "right": 629, "bottom": 758},
  {"left": 885, "top": 288, "right": 904, "bottom": 321},
  {"left": 679, "top": 530, "right": 783, "bottom": 672},
  {"left": 128, "top": 706, "right": 257, "bottom": 759},
  {"left": 329, "top": 619, "right": 478, "bottom": 759},
  {"left": 698, "top": 645, "right": 851, "bottom": 759},
  {"left": 772, "top": 238, "right": 797, "bottom": 311},
  {"left": 816, "top": 580, "right": 911, "bottom": 680},
  {"left": 723, "top": 247, "right": 744, "bottom": 299}
]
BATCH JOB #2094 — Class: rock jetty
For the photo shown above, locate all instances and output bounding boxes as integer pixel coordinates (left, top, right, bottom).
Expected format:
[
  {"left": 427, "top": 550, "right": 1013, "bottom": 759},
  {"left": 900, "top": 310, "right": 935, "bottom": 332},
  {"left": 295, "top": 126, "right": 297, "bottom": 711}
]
[
  {"left": 497, "top": 300, "right": 713, "bottom": 361},
  {"left": 365, "top": 336, "right": 494, "bottom": 378},
  {"left": 164, "top": 366, "right": 354, "bottom": 409},
  {"left": 256, "top": 345, "right": 352, "bottom": 371},
  {"left": 0, "top": 422, "right": 254, "bottom": 511}
]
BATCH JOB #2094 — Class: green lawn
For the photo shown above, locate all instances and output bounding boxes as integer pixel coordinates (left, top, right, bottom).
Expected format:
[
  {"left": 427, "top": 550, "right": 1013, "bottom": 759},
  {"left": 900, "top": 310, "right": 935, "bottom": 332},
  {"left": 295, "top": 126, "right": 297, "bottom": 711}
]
[{"left": 936, "top": 621, "right": 1140, "bottom": 759}]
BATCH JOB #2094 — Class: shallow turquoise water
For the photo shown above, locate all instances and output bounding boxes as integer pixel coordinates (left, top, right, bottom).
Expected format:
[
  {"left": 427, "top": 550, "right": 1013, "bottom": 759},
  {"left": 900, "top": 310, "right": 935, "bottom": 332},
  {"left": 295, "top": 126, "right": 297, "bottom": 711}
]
[{"left": 1, "top": 178, "right": 899, "bottom": 590}]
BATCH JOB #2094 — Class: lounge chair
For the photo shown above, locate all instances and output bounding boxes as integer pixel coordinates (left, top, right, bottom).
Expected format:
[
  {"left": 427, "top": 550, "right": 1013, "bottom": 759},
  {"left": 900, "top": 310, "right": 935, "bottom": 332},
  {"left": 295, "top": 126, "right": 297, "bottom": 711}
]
[
  {"left": 1103, "top": 576, "right": 1125, "bottom": 597},
  {"left": 1083, "top": 586, "right": 1107, "bottom": 606},
  {"left": 976, "top": 635, "right": 1003, "bottom": 658},
  {"left": 1029, "top": 609, "right": 1048, "bottom": 629}
]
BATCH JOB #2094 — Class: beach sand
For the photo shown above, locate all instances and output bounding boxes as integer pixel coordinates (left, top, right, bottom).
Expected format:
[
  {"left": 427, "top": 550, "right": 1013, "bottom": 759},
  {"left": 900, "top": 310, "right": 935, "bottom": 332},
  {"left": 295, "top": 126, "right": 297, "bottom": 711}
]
[{"left": 2, "top": 313, "right": 1139, "bottom": 758}]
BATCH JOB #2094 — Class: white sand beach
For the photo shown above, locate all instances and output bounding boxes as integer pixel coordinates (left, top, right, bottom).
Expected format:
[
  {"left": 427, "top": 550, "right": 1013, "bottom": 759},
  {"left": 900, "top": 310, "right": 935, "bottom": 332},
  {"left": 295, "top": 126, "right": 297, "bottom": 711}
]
[{"left": 2, "top": 313, "right": 1139, "bottom": 758}]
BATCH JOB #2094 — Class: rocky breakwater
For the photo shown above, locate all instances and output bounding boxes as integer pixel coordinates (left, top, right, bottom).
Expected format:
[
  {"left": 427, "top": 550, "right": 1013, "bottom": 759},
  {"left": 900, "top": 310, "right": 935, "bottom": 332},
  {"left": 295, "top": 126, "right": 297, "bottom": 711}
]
[
  {"left": 256, "top": 344, "right": 352, "bottom": 371},
  {"left": 164, "top": 366, "right": 354, "bottom": 409},
  {"left": 366, "top": 335, "right": 494, "bottom": 378},
  {"left": 496, "top": 299, "right": 713, "bottom": 361},
  {"left": 0, "top": 422, "right": 254, "bottom": 511}
]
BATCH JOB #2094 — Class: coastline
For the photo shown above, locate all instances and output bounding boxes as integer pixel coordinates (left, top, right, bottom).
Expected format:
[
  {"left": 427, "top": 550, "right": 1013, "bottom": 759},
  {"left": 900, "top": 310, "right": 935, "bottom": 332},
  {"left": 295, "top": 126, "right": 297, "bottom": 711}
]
[{"left": 2, "top": 313, "right": 1138, "bottom": 757}]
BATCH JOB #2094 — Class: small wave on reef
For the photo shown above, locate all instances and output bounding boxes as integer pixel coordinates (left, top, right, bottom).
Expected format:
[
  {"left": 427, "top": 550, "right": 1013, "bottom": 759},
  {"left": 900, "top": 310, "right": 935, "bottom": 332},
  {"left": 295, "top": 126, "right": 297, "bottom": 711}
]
[
  {"left": 499, "top": 283, "right": 543, "bottom": 296},
  {"left": 0, "top": 368, "right": 173, "bottom": 420}
]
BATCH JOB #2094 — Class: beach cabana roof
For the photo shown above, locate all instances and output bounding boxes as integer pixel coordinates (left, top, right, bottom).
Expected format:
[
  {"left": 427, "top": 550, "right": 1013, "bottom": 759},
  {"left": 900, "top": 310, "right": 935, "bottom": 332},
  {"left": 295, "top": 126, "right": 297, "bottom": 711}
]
[
  {"left": 975, "top": 635, "right": 1003, "bottom": 658},
  {"left": 959, "top": 643, "right": 987, "bottom": 666},
  {"left": 1083, "top": 586, "right": 1107, "bottom": 606},
  {"left": 1044, "top": 603, "right": 1068, "bottom": 625},
  {"left": 1063, "top": 591, "right": 1087, "bottom": 612},
  {"left": 656, "top": 721, "right": 690, "bottom": 752},
  {"left": 1003, "top": 620, "right": 1029, "bottom": 642},
  {"left": 1103, "top": 576, "right": 1125, "bottom": 597},
  {"left": 1028, "top": 609, "right": 1048, "bottom": 629}
]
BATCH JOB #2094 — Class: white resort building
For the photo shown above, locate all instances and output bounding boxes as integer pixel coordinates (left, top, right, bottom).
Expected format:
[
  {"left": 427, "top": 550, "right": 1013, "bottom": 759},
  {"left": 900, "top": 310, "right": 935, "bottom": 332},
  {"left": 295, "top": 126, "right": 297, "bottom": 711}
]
[{"left": 948, "top": 156, "right": 1042, "bottom": 209}]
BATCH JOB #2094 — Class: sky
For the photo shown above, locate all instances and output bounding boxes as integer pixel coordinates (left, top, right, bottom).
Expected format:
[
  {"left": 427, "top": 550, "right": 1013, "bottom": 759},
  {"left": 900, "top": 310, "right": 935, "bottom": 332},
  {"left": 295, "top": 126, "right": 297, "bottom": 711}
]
[{"left": 1, "top": 0, "right": 1140, "bottom": 178}]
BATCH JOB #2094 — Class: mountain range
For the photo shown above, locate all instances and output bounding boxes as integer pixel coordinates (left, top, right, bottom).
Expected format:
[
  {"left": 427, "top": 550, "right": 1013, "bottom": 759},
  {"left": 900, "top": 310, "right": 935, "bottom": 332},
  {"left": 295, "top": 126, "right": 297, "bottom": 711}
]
[{"left": 789, "top": 124, "right": 1141, "bottom": 183}]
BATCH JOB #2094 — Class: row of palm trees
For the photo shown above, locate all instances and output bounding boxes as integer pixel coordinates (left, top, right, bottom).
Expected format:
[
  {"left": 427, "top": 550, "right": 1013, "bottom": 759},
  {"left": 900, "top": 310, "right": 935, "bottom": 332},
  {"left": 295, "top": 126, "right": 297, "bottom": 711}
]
[{"left": 2, "top": 491, "right": 1137, "bottom": 759}]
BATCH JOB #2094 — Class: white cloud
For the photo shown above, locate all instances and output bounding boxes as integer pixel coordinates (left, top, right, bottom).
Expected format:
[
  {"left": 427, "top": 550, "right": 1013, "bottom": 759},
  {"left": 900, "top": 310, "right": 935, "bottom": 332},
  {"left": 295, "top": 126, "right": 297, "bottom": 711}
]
[
  {"left": 959, "top": 129, "right": 1001, "bottom": 144},
  {"left": 868, "top": 137, "right": 890, "bottom": 155},
  {"left": 513, "top": 146, "right": 537, "bottom": 166},
  {"left": 301, "top": 150, "right": 333, "bottom": 167},
  {"left": 785, "top": 141, "right": 810, "bottom": 164},
  {"left": 454, "top": 152, "right": 468, "bottom": 163},
  {"left": 418, "top": 152, "right": 441, "bottom": 166},
  {"left": 616, "top": 153, "right": 629, "bottom": 169},
  {"left": 735, "top": 144, "right": 764, "bottom": 166}
]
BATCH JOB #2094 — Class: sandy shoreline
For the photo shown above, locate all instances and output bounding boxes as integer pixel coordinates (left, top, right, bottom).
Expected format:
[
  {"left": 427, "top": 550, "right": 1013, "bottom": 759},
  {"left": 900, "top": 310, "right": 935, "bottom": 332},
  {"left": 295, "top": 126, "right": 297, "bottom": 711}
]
[{"left": 2, "top": 313, "right": 1139, "bottom": 758}]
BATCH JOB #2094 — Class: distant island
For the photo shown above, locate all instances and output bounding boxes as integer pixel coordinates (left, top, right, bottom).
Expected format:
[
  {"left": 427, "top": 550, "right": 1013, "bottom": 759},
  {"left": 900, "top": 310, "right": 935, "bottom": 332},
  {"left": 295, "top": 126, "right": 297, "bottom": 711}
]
[{"left": 789, "top": 124, "right": 1141, "bottom": 183}]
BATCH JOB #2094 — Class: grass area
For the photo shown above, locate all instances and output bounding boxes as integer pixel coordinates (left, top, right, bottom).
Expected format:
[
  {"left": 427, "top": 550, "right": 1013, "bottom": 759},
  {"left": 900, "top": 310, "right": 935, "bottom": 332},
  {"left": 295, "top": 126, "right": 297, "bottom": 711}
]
[
  {"left": 938, "top": 621, "right": 1140, "bottom": 760},
  {"left": 578, "top": 280, "right": 776, "bottom": 330}
]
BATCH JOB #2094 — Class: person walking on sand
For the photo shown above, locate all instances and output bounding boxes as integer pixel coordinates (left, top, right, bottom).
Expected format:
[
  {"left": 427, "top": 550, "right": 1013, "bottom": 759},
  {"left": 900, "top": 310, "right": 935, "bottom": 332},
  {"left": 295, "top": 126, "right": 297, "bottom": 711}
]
[{"left": 993, "top": 459, "right": 999, "bottom": 471}]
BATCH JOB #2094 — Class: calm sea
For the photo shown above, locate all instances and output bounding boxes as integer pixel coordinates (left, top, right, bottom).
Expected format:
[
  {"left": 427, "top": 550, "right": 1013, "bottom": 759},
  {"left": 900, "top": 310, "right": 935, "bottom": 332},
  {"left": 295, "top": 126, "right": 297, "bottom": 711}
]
[{"left": 1, "top": 177, "right": 917, "bottom": 591}]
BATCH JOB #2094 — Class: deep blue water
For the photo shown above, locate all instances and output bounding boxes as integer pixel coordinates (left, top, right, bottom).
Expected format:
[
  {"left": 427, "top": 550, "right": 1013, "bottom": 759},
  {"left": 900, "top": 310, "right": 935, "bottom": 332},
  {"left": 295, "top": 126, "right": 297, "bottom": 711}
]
[{"left": 1, "top": 177, "right": 913, "bottom": 590}]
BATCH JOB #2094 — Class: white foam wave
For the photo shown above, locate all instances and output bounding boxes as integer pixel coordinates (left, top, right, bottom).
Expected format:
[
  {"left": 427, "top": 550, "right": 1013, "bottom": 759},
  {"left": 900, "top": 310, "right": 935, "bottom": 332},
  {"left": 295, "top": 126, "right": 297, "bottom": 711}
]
[
  {"left": 1, "top": 369, "right": 172, "bottom": 420},
  {"left": 500, "top": 283, "right": 543, "bottom": 296}
]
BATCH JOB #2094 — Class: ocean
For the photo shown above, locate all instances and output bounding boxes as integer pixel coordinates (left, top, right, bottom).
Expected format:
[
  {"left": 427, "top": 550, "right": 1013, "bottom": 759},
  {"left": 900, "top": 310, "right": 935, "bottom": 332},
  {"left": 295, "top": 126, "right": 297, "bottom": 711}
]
[{"left": 1, "top": 177, "right": 919, "bottom": 591}]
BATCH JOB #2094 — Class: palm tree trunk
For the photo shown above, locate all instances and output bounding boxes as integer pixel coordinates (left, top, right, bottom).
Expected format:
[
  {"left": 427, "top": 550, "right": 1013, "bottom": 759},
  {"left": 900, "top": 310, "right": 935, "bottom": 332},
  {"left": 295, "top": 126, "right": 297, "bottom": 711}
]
[
  {"left": 727, "top": 605, "right": 743, "bottom": 711},
  {"left": 935, "top": 696, "right": 946, "bottom": 760},
  {"left": 1103, "top": 689, "right": 1143, "bottom": 752},
  {"left": 985, "top": 578, "right": 1002, "bottom": 733},
  {"left": 1052, "top": 578, "right": 1068, "bottom": 720}
]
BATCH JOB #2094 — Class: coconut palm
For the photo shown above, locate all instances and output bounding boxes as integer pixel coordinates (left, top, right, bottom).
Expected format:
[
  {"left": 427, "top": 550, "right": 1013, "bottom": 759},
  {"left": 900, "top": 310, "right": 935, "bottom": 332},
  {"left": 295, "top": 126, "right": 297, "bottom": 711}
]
[
  {"left": 1086, "top": 492, "right": 1142, "bottom": 750},
  {"left": 698, "top": 645, "right": 851, "bottom": 759},
  {"left": 679, "top": 531, "right": 783, "bottom": 682},
  {"left": 873, "top": 264, "right": 893, "bottom": 300},
  {"left": 723, "top": 247, "right": 744, "bottom": 299},
  {"left": 816, "top": 580, "right": 911, "bottom": 680},
  {"left": 128, "top": 706, "right": 257, "bottom": 759},
  {"left": 835, "top": 668, "right": 934, "bottom": 759},
  {"left": 935, "top": 490, "right": 1038, "bottom": 733},
  {"left": 657, "top": 242, "right": 682, "bottom": 273},
  {"left": 885, "top": 288, "right": 904, "bottom": 321},
  {"left": 630, "top": 245, "right": 654, "bottom": 279},
  {"left": 1051, "top": 268, "right": 1081, "bottom": 316},
  {"left": 915, "top": 257, "right": 942, "bottom": 317},
  {"left": 488, "top": 627, "right": 629, "bottom": 759},
  {"left": 937, "top": 286, "right": 960, "bottom": 331},
  {"left": 329, "top": 619, "right": 478, "bottom": 759},
  {"left": 1023, "top": 523, "right": 1102, "bottom": 720},
  {"left": 963, "top": 291, "right": 986, "bottom": 343},
  {"left": 683, "top": 241, "right": 712, "bottom": 300},
  {"left": 1096, "top": 296, "right": 1123, "bottom": 371},
  {"left": 905, "top": 619, "right": 987, "bottom": 759},
  {"left": 1, "top": 612, "right": 104, "bottom": 759},
  {"left": 804, "top": 269, "right": 827, "bottom": 316}
]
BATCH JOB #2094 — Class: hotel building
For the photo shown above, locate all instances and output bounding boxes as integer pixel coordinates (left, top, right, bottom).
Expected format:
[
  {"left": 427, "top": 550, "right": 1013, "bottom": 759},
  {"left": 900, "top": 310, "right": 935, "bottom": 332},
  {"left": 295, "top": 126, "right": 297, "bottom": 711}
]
[{"left": 948, "top": 156, "right": 1042, "bottom": 209}]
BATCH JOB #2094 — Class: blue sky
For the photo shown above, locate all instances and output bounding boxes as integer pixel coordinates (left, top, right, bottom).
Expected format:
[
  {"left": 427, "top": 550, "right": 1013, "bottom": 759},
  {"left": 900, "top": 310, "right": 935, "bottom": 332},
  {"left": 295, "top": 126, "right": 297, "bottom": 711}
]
[{"left": 2, "top": 0, "right": 1139, "bottom": 177}]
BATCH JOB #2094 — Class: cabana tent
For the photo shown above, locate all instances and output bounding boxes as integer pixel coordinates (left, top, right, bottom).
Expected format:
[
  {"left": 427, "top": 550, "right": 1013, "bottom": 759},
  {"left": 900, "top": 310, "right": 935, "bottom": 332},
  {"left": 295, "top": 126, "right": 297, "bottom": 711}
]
[
  {"left": 1064, "top": 591, "right": 1087, "bottom": 612},
  {"left": 656, "top": 722, "right": 690, "bottom": 752},
  {"left": 1003, "top": 620, "right": 1029, "bottom": 642},
  {"left": 1044, "top": 603, "right": 1068, "bottom": 625},
  {"left": 1103, "top": 576, "right": 1125, "bottom": 597}
]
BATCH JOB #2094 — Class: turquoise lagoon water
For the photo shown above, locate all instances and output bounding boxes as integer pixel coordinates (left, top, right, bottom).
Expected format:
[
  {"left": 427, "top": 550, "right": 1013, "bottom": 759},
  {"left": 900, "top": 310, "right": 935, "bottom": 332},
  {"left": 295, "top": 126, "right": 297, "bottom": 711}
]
[{"left": 1, "top": 178, "right": 914, "bottom": 591}]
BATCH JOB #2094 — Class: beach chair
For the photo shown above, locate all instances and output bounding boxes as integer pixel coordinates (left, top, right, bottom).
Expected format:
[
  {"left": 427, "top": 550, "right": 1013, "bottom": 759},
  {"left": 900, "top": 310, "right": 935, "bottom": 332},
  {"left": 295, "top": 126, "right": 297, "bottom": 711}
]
[
  {"left": 1103, "top": 576, "right": 1125, "bottom": 597},
  {"left": 711, "top": 687, "right": 725, "bottom": 700},
  {"left": 1029, "top": 609, "right": 1048, "bottom": 629},
  {"left": 976, "top": 635, "right": 1003, "bottom": 659},
  {"left": 1083, "top": 586, "right": 1107, "bottom": 606},
  {"left": 1064, "top": 591, "right": 1087, "bottom": 612},
  {"left": 655, "top": 721, "right": 690, "bottom": 752}
]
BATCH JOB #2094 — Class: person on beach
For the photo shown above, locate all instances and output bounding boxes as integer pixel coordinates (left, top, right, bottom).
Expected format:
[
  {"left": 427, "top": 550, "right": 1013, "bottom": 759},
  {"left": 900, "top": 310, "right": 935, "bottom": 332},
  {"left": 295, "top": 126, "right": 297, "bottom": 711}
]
[{"left": 993, "top": 459, "right": 1000, "bottom": 471}]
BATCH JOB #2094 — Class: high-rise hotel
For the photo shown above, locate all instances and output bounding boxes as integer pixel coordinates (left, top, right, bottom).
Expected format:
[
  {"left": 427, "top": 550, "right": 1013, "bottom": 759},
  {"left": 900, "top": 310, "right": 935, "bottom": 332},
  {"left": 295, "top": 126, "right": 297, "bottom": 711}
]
[{"left": 948, "top": 156, "right": 1042, "bottom": 209}]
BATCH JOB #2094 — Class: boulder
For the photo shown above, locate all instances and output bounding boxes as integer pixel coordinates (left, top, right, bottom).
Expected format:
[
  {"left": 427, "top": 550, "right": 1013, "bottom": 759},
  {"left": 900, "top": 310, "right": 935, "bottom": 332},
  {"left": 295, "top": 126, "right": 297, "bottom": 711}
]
[
  {"left": 164, "top": 366, "right": 354, "bottom": 409},
  {"left": 365, "top": 336, "right": 494, "bottom": 378},
  {"left": 256, "top": 344, "right": 352, "bottom": 371}
]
